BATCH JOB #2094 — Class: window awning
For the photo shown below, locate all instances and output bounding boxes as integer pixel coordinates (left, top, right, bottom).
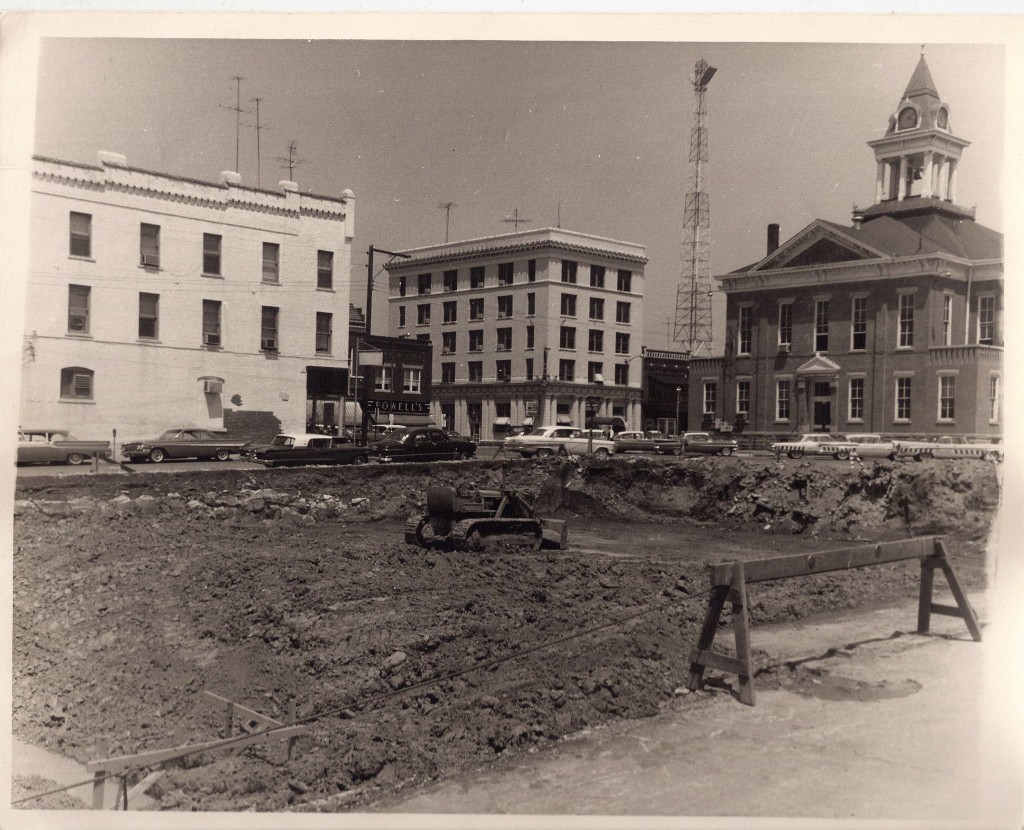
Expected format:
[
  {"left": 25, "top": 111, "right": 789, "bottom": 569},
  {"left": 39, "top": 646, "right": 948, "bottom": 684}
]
[
  {"left": 522, "top": 416, "right": 534, "bottom": 427},
  {"left": 556, "top": 414, "right": 573, "bottom": 425},
  {"left": 493, "top": 417, "right": 511, "bottom": 426}
]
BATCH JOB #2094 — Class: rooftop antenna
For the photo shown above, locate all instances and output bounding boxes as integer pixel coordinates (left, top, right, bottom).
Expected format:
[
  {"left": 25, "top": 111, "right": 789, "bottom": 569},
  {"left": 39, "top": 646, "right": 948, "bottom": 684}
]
[
  {"left": 244, "top": 97, "right": 272, "bottom": 188},
  {"left": 277, "top": 140, "right": 304, "bottom": 181},
  {"left": 503, "top": 207, "right": 532, "bottom": 232},
  {"left": 437, "top": 201, "right": 457, "bottom": 242},
  {"left": 219, "top": 76, "right": 249, "bottom": 173}
]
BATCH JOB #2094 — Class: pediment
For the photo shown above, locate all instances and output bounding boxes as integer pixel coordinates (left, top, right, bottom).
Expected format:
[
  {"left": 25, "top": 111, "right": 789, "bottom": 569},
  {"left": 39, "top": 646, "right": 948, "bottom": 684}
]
[
  {"left": 796, "top": 354, "right": 842, "bottom": 375},
  {"left": 753, "top": 221, "right": 888, "bottom": 271}
]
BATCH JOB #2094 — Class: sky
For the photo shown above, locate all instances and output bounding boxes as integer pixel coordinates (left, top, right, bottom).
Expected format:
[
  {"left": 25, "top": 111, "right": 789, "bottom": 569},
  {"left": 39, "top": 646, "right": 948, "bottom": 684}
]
[{"left": 24, "top": 26, "right": 1008, "bottom": 353}]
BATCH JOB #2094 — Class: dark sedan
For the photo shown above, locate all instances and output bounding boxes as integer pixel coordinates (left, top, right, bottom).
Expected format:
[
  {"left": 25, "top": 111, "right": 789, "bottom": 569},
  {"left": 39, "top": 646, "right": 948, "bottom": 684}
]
[
  {"left": 655, "top": 431, "right": 739, "bottom": 457},
  {"left": 372, "top": 427, "right": 476, "bottom": 463},
  {"left": 121, "top": 428, "right": 249, "bottom": 463}
]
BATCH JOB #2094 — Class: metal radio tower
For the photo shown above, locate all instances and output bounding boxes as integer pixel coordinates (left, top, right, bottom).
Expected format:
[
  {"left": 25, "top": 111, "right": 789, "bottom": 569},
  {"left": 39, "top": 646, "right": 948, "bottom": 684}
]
[{"left": 674, "top": 58, "right": 717, "bottom": 355}]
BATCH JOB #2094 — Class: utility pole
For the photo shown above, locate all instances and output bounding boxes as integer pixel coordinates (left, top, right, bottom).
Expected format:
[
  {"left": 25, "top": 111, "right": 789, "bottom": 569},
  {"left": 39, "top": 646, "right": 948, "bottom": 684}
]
[
  {"left": 277, "top": 140, "right": 304, "bottom": 181},
  {"left": 437, "top": 201, "right": 457, "bottom": 242},
  {"left": 219, "top": 76, "right": 248, "bottom": 173},
  {"left": 359, "top": 245, "right": 411, "bottom": 444},
  {"left": 246, "top": 97, "right": 271, "bottom": 188},
  {"left": 503, "top": 208, "right": 532, "bottom": 232}
]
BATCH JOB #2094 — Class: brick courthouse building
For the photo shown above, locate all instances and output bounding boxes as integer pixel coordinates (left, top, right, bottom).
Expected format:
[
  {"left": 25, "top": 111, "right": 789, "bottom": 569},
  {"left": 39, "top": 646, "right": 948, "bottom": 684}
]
[{"left": 688, "top": 55, "right": 1002, "bottom": 439}]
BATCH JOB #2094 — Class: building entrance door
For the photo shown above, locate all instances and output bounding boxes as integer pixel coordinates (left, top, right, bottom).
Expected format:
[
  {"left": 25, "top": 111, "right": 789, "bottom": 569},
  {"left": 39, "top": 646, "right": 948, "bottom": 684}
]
[{"left": 812, "top": 381, "right": 832, "bottom": 431}]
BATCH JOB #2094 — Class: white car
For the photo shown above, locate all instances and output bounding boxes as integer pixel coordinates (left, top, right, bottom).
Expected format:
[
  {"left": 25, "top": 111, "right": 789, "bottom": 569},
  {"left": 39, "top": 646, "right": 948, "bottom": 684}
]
[
  {"left": 897, "top": 435, "right": 1004, "bottom": 462},
  {"left": 771, "top": 433, "right": 858, "bottom": 460},
  {"left": 503, "top": 425, "right": 617, "bottom": 458},
  {"left": 845, "top": 433, "right": 899, "bottom": 460}
]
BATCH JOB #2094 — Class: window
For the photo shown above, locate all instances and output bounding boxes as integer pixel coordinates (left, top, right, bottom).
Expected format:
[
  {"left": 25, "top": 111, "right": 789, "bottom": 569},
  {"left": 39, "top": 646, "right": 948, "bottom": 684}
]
[
  {"left": 416, "top": 334, "right": 431, "bottom": 343},
  {"left": 616, "top": 301, "right": 631, "bottom": 325},
  {"left": 497, "top": 295, "right": 513, "bottom": 319},
  {"left": 615, "top": 332, "right": 630, "bottom": 355},
  {"left": 441, "top": 362, "right": 456, "bottom": 384},
  {"left": 403, "top": 367, "right": 422, "bottom": 394},
  {"left": 943, "top": 295, "right": 953, "bottom": 346},
  {"left": 559, "top": 325, "right": 576, "bottom": 350},
  {"left": 614, "top": 364, "right": 629, "bottom": 386},
  {"left": 317, "top": 250, "right": 333, "bottom": 289},
  {"left": 468, "top": 361, "right": 483, "bottom": 383},
  {"left": 442, "top": 331, "right": 456, "bottom": 354},
  {"left": 68, "top": 284, "right": 90, "bottom": 333},
  {"left": 261, "top": 306, "right": 279, "bottom": 351},
  {"left": 590, "top": 265, "right": 605, "bottom": 288},
  {"left": 851, "top": 297, "right": 867, "bottom": 350},
  {"left": 199, "top": 234, "right": 222, "bottom": 277},
  {"left": 443, "top": 300, "right": 457, "bottom": 324},
  {"left": 990, "top": 375, "right": 1000, "bottom": 423},
  {"left": 497, "top": 328, "right": 512, "bottom": 351},
  {"left": 202, "top": 300, "right": 221, "bottom": 346},
  {"left": 939, "top": 375, "right": 956, "bottom": 421},
  {"left": 495, "top": 401, "right": 511, "bottom": 419},
  {"left": 374, "top": 366, "right": 393, "bottom": 392},
  {"left": 496, "top": 360, "right": 512, "bottom": 382},
  {"left": 138, "top": 292, "right": 159, "bottom": 339},
  {"left": 398, "top": 306, "right": 406, "bottom": 328},
  {"left": 898, "top": 293, "right": 914, "bottom": 348},
  {"left": 895, "top": 376, "right": 912, "bottom": 422},
  {"left": 398, "top": 276, "right": 407, "bottom": 297},
  {"left": 815, "top": 300, "right": 829, "bottom": 352},
  {"left": 617, "top": 269, "right": 632, "bottom": 292},
  {"left": 776, "top": 380, "right": 791, "bottom": 421},
  {"left": 417, "top": 304, "right": 430, "bottom": 326},
  {"left": 736, "top": 380, "right": 750, "bottom": 417},
  {"left": 558, "top": 359, "right": 575, "bottom": 381},
  {"left": 527, "top": 292, "right": 536, "bottom": 316},
  {"left": 262, "top": 242, "right": 280, "bottom": 283},
  {"left": 978, "top": 296, "right": 995, "bottom": 345},
  {"left": 70, "top": 212, "right": 91, "bottom": 258},
  {"left": 140, "top": 223, "right": 160, "bottom": 267},
  {"left": 703, "top": 382, "right": 717, "bottom": 416},
  {"left": 561, "top": 260, "right": 578, "bottom": 284},
  {"left": 417, "top": 273, "right": 431, "bottom": 295},
  {"left": 849, "top": 377, "right": 865, "bottom": 421},
  {"left": 588, "top": 329, "right": 604, "bottom": 352},
  {"left": 443, "top": 270, "right": 457, "bottom": 292},
  {"left": 526, "top": 325, "right": 535, "bottom": 349},
  {"left": 737, "top": 306, "right": 752, "bottom": 354},
  {"left": 316, "top": 312, "right": 332, "bottom": 354},
  {"left": 528, "top": 259, "right": 536, "bottom": 282},
  {"left": 526, "top": 358, "right": 535, "bottom": 380},
  {"left": 590, "top": 297, "right": 605, "bottom": 321},
  {"left": 470, "top": 266, "right": 485, "bottom": 289},
  {"left": 778, "top": 302, "right": 792, "bottom": 349},
  {"left": 470, "top": 298, "right": 485, "bottom": 321},
  {"left": 588, "top": 361, "right": 603, "bottom": 383},
  {"left": 498, "top": 262, "right": 514, "bottom": 285},
  {"left": 60, "top": 366, "right": 93, "bottom": 400},
  {"left": 561, "top": 293, "right": 577, "bottom": 317},
  {"left": 469, "top": 330, "right": 484, "bottom": 352}
]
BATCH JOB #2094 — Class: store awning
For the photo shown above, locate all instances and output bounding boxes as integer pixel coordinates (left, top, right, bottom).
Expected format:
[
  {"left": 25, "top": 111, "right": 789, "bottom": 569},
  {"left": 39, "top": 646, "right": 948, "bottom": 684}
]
[
  {"left": 556, "top": 414, "right": 573, "bottom": 425},
  {"left": 493, "top": 417, "right": 511, "bottom": 426},
  {"left": 522, "top": 416, "right": 534, "bottom": 427}
]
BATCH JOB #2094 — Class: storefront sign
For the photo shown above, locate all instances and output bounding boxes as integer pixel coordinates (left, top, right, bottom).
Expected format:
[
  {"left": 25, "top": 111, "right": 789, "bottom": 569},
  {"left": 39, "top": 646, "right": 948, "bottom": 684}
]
[{"left": 367, "top": 399, "right": 431, "bottom": 415}]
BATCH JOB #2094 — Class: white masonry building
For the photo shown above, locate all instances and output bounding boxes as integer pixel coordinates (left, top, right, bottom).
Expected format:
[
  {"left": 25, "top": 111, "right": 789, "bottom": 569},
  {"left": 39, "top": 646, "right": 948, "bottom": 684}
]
[{"left": 20, "top": 152, "right": 355, "bottom": 441}]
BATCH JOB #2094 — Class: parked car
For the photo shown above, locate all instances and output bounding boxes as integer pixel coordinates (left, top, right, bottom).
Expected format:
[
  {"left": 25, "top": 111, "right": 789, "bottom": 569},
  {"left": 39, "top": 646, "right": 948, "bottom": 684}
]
[
  {"left": 373, "top": 426, "right": 477, "bottom": 463},
  {"left": 845, "top": 433, "right": 899, "bottom": 460},
  {"left": 17, "top": 428, "right": 111, "bottom": 466},
  {"left": 503, "top": 425, "right": 617, "bottom": 458},
  {"left": 243, "top": 433, "right": 370, "bottom": 468},
  {"left": 897, "top": 435, "right": 1004, "bottom": 462},
  {"left": 663, "top": 431, "right": 740, "bottom": 456},
  {"left": 613, "top": 430, "right": 667, "bottom": 453},
  {"left": 770, "top": 433, "right": 858, "bottom": 460},
  {"left": 121, "top": 428, "right": 249, "bottom": 463}
]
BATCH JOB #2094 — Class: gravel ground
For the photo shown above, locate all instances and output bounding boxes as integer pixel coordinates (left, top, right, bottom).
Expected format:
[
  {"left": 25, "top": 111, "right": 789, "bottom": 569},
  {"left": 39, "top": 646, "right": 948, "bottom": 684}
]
[{"left": 11, "top": 456, "right": 998, "bottom": 811}]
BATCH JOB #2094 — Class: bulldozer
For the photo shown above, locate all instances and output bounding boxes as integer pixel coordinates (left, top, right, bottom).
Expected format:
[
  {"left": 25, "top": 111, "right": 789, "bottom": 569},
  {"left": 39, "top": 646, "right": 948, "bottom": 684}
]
[{"left": 405, "top": 485, "right": 568, "bottom": 551}]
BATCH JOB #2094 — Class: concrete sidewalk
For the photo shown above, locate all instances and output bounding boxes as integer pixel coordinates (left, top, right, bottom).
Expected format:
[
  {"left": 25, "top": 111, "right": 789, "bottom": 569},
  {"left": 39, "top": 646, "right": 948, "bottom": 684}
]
[{"left": 377, "top": 592, "right": 1022, "bottom": 826}]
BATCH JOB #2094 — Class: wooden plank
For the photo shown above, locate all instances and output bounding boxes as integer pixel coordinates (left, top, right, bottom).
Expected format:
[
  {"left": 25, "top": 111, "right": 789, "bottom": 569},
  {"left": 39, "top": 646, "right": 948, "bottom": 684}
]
[
  {"left": 689, "top": 648, "right": 749, "bottom": 676},
  {"left": 686, "top": 585, "right": 730, "bottom": 691},
  {"left": 92, "top": 736, "right": 107, "bottom": 810},
  {"left": 918, "top": 556, "right": 937, "bottom": 633},
  {"left": 936, "top": 539, "right": 982, "bottom": 642},
  {"left": 203, "top": 690, "right": 283, "bottom": 729},
  {"left": 731, "top": 561, "right": 756, "bottom": 706},
  {"left": 126, "top": 770, "right": 164, "bottom": 803},
  {"left": 929, "top": 602, "right": 967, "bottom": 618},
  {"left": 86, "top": 725, "right": 309, "bottom": 773},
  {"left": 710, "top": 537, "right": 936, "bottom": 586}
]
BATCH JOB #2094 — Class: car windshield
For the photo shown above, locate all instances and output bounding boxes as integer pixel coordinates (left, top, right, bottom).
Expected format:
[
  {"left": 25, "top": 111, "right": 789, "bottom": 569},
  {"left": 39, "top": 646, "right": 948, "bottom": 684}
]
[
  {"left": 528, "top": 427, "right": 552, "bottom": 436},
  {"left": 271, "top": 436, "right": 294, "bottom": 447},
  {"left": 158, "top": 430, "right": 183, "bottom": 440}
]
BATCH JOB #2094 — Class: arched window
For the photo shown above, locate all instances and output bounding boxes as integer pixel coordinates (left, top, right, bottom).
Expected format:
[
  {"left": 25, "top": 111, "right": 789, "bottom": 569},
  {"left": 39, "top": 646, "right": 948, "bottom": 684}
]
[{"left": 60, "top": 366, "right": 94, "bottom": 400}]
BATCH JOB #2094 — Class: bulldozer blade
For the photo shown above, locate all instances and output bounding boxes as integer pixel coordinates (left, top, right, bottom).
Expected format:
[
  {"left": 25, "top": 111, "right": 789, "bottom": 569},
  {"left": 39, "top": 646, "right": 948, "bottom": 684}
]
[{"left": 541, "top": 519, "right": 568, "bottom": 550}]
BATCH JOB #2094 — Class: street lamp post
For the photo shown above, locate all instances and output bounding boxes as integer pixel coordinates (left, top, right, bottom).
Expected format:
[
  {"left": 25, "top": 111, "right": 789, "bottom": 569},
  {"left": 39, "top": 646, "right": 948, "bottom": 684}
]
[
  {"left": 360, "top": 245, "right": 411, "bottom": 444},
  {"left": 676, "top": 387, "right": 682, "bottom": 437}
]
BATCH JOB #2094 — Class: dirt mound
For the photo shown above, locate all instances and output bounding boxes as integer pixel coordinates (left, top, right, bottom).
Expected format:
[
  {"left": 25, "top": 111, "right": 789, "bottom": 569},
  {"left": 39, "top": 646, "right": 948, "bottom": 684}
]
[{"left": 11, "top": 457, "right": 998, "bottom": 811}]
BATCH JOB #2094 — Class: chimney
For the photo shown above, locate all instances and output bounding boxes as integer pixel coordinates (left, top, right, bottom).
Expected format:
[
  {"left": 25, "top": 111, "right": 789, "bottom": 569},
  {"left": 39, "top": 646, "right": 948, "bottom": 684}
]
[
  {"left": 852, "top": 211, "right": 864, "bottom": 230},
  {"left": 767, "top": 223, "right": 780, "bottom": 255}
]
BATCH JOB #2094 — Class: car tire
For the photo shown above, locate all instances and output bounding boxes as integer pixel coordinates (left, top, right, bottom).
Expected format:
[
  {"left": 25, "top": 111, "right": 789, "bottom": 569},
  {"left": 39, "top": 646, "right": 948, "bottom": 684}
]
[
  {"left": 594, "top": 447, "right": 610, "bottom": 458},
  {"left": 788, "top": 449, "right": 804, "bottom": 459},
  {"left": 673, "top": 447, "right": 683, "bottom": 456},
  {"left": 66, "top": 452, "right": 86, "bottom": 466},
  {"left": 351, "top": 453, "right": 368, "bottom": 465},
  {"left": 535, "top": 448, "right": 554, "bottom": 458},
  {"left": 887, "top": 452, "right": 897, "bottom": 461},
  {"left": 720, "top": 447, "right": 734, "bottom": 457},
  {"left": 459, "top": 451, "right": 472, "bottom": 461},
  {"left": 149, "top": 448, "right": 166, "bottom": 463},
  {"left": 914, "top": 452, "right": 926, "bottom": 462},
  {"left": 836, "top": 449, "right": 850, "bottom": 461},
  {"left": 215, "top": 448, "right": 231, "bottom": 462}
]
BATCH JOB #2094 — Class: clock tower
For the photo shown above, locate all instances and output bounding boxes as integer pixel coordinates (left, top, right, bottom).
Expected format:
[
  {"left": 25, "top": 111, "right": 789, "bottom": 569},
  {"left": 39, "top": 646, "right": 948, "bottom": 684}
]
[{"left": 865, "top": 52, "right": 971, "bottom": 215}]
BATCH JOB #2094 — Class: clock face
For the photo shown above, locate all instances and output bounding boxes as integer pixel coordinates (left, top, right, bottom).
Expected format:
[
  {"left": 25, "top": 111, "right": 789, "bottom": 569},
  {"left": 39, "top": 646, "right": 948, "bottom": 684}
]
[
  {"left": 937, "top": 108, "right": 948, "bottom": 129},
  {"left": 898, "top": 107, "right": 918, "bottom": 130}
]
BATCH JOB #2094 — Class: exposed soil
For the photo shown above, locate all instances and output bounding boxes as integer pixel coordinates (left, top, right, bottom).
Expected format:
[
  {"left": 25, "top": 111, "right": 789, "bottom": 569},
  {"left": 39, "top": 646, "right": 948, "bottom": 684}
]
[{"left": 11, "top": 455, "right": 999, "bottom": 811}]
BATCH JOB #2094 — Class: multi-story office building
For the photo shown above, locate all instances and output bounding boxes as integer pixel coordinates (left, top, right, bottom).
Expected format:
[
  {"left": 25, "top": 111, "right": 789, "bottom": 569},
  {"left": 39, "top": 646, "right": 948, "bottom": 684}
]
[
  {"left": 20, "top": 151, "right": 354, "bottom": 440},
  {"left": 384, "top": 228, "right": 646, "bottom": 439},
  {"left": 688, "top": 55, "right": 1002, "bottom": 438}
]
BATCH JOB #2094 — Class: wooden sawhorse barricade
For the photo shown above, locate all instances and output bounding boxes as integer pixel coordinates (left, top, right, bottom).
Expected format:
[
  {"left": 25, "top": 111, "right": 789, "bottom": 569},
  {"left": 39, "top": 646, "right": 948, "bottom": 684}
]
[{"left": 687, "top": 536, "right": 981, "bottom": 706}]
